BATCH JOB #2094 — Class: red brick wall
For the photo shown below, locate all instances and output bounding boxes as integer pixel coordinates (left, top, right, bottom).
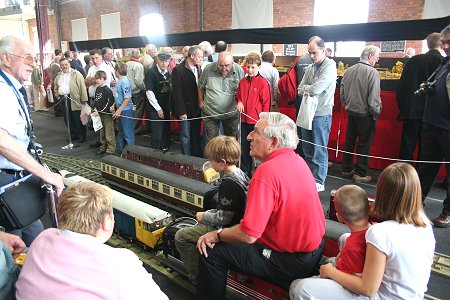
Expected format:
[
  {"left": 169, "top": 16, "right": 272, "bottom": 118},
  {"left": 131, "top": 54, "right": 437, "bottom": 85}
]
[{"left": 34, "top": 0, "right": 429, "bottom": 56}]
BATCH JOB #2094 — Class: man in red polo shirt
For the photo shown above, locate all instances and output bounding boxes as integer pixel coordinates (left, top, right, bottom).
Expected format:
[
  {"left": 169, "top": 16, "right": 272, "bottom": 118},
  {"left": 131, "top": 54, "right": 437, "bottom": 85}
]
[{"left": 196, "top": 112, "right": 326, "bottom": 300}]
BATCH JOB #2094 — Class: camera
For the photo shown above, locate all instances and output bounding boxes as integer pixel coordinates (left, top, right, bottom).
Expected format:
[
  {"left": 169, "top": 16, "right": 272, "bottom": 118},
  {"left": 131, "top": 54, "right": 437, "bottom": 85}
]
[{"left": 414, "top": 80, "right": 436, "bottom": 97}]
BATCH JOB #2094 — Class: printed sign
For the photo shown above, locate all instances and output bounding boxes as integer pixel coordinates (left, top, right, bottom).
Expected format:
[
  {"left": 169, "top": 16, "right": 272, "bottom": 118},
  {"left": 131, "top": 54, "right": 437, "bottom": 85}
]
[
  {"left": 284, "top": 44, "right": 298, "bottom": 56},
  {"left": 380, "top": 41, "right": 406, "bottom": 53}
]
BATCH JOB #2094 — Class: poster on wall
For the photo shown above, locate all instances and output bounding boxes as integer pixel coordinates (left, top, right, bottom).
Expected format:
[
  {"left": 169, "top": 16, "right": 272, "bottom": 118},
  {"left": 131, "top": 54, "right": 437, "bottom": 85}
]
[
  {"left": 380, "top": 40, "right": 406, "bottom": 52},
  {"left": 284, "top": 44, "right": 298, "bottom": 56}
]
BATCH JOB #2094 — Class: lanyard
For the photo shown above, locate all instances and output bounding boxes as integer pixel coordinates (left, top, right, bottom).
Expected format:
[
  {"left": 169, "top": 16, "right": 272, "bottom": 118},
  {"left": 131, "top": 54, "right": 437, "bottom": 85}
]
[{"left": 0, "top": 69, "right": 31, "bottom": 137}]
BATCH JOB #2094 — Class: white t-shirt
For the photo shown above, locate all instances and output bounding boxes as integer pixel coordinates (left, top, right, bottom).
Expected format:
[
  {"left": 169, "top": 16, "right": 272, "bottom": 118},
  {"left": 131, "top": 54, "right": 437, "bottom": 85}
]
[
  {"left": 366, "top": 220, "right": 435, "bottom": 300},
  {"left": 86, "top": 62, "right": 114, "bottom": 97}
]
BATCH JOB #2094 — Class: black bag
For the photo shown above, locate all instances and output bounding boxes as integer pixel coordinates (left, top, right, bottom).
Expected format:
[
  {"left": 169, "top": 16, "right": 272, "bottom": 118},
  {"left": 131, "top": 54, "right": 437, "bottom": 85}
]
[
  {"left": 162, "top": 217, "right": 198, "bottom": 259},
  {"left": 0, "top": 174, "right": 49, "bottom": 231}
]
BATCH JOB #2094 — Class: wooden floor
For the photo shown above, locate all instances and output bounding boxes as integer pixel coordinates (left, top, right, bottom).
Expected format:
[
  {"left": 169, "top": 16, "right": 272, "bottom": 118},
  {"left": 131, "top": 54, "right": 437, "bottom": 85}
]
[{"left": 32, "top": 109, "right": 450, "bottom": 300}]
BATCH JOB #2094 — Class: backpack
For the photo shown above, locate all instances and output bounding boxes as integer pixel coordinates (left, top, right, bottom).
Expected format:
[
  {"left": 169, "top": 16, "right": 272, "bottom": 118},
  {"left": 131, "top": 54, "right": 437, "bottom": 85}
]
[{"left": 278, "top": 56, "right": 301, "bottom": 104}]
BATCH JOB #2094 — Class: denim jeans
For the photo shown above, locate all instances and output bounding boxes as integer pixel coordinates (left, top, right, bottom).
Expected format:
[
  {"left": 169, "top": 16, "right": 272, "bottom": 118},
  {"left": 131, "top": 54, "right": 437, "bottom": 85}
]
[
  {"left": 9, "top": 219, "right": 44, "bottom": 247},
  {"left": 179, "top": 119, "right": 202, "bottom": 157},
  {"left": 301, "top": 114, "right": 332, "bottom": 185},
  {"left": 117, "top": 109, "right": 135, "bottom": 152}
]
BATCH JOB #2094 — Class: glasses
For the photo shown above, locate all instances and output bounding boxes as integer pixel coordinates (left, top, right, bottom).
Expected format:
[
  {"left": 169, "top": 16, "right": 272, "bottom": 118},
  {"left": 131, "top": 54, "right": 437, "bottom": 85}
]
[
  {"left": 7, "top": 52, "right": 34, "bottom": 65},
  {"left": 372, "top": 53, "right": 380, "bottom": 61}
]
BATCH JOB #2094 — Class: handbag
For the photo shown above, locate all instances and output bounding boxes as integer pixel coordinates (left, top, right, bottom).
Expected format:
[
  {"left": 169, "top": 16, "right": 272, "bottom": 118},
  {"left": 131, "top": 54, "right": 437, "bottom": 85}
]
[
  {"left": 296, "top": 92, "right": 318, "bottom": 130},
  {"left": 0, "top": 174, "right": 49, "bottom": 231}
]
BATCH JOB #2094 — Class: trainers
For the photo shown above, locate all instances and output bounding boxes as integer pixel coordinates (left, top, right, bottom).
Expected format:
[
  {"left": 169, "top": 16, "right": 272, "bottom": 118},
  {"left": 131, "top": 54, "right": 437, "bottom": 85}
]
[
  {"left": 188, "top": 274, "right": 198, "bottom": 285},
  {"left": 341, "top": 170, "right": 354, "bottom": 178},
  {"left": 432, "top": 214, "right": 450, "bottom": 228},
  {"left": 353, "top": 174, "right": 372, "bottom": 183},
  {"left": 316, "top": 183, "right": 325, "bottom": 192}
]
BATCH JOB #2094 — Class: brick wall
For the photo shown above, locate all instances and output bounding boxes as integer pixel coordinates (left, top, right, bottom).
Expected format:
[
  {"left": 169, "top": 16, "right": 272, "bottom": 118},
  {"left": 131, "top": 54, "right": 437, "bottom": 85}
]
[{"left": 35, "top": 0, "right": 430, "bottom": 57}]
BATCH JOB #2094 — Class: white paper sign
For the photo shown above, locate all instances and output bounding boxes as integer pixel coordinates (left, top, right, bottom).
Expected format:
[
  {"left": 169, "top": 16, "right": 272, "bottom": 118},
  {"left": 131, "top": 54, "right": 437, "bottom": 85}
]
[{"left": 91, "top": 113, "right": 103, "bottom": 132}]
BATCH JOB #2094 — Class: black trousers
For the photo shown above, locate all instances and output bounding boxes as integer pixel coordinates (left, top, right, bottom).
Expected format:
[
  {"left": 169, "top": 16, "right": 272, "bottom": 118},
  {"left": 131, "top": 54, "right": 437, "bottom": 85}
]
[
  {"left": 295, "top": 97, "right": 305, "bottom": 158},
  {"left": 417, "top": 123, "right": 450, "bottom": 214},
  {"left": 149, "top": 109, "right": 171, "bottom": 150},
  {"left": 132, "top": 92, "right": 146, "bottom": 134},
  {"left": 60, "top": 95, "right": 86, "bottom": 141},
  {"left": 240, "top": 123, "right": 254, "bottom": 176},
  {"left": 399, "top": 119, "right": 423, "bottom": 161},
  {"left": 197, "top": 240, "right": 324, "bottom": 300},
  {"left": 341, "top": 115, "right": 376, "bottom": 176}
]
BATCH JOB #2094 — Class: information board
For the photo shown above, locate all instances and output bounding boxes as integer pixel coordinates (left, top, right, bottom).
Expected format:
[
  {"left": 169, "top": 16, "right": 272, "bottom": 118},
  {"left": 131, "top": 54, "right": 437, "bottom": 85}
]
[
  {"left": 380, "top": 40, "right": 406, "bottom": 53},
  {"left": 284, "top": 44, "right": 298, "bottom": 56}
]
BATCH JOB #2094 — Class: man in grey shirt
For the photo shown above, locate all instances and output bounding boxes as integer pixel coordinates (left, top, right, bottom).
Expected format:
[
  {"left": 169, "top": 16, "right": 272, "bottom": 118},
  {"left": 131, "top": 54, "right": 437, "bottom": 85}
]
[
  {"left": 198, "top": 52, "right": 244, "bottom": 143},
  {"left": 340, "top": 45, "right": 381, "bottom": 183},
  {"left": 298, "top": 36, "right": 337, "bottom": 192}
]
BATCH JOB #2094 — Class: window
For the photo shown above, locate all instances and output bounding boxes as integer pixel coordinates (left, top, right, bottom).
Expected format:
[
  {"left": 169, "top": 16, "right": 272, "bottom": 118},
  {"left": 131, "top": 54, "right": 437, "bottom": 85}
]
[
  {"left": 314, "top": 0, "right": 369, "bottom": 57},
  {"left": 139, "top": 13, "right": 165, "bottom": 36}
]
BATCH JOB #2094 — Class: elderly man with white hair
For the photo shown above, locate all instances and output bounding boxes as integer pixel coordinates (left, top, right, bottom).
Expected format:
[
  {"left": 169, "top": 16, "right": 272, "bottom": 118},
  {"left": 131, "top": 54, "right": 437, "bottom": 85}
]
[
  {"left": 340, "top": 45, "right": 382, "bottom": 184},
  {"left": 141, "top": 43, "right": 157, "bottom": 72},
  {"left": 199, "top": 40, "right": 213, "bottom": 64},
  {"left": 126, "top": 50, "right": 146, "bottom": 135},
  {"left": 196, "top": 112, "right": 325, "bottom": 300}
]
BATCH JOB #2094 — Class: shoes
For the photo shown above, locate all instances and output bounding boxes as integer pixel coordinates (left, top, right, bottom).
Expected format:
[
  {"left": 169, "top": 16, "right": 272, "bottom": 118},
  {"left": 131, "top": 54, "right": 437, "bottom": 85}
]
[
  {"left": 353, "top": 174, "right": 372, "bottom": 183},
  {"left": 341, "top": 170, "right": 355, "bottom": 178},
  {"left": 162, "top": 148, "right": 169, "bottom": 153},
  {"left": 188, "top": 274, "right": 198, "bottom": 285},
  {"left": 90, "top": 141, "right": 102, "bottom": 148},
  {"left": 316, "top": 183, "right": 325, "bottom": 192},
  {"left": 96, "top": 150, "right": 106, "bottom": 156},
  {"left": 432, "top": 214, "right": 450, "bottom": 228}
]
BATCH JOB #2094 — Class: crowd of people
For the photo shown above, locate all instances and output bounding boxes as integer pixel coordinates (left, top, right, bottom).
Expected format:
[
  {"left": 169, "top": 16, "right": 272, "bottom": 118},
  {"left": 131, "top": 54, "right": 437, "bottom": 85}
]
[{"left": 0, "top": 21, "right": 449, "bottom": 299}]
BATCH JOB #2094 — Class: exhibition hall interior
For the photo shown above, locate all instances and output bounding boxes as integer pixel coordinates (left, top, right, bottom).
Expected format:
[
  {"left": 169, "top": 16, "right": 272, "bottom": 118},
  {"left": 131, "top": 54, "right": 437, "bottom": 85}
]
[{"left": 1, "top": 0, "right": 449, "bottom": 299}]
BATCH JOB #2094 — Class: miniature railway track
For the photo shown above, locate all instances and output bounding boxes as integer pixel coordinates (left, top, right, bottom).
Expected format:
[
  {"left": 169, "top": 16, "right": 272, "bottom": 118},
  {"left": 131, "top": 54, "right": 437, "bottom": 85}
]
[
  {"left": 432, "top": 252, "right": 450, "bottom": 279},
  {"left": 42, "top": 153, "right": 104, "bottom": 183}
]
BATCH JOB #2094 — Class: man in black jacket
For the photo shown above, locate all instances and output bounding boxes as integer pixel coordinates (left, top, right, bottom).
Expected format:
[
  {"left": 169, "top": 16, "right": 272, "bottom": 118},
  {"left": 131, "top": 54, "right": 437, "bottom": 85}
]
[
  {"left": 396, "top": 32, "right": 443, "bottom": 161},
  {"left": 172, "top": 45, "right": 204, "bottom": 157}
]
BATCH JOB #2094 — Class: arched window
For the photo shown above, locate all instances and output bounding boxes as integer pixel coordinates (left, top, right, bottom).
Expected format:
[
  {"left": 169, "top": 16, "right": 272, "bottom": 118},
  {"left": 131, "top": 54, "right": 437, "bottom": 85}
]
[{"left": 139, "top": 13, "right": 165, "bottom": 36}]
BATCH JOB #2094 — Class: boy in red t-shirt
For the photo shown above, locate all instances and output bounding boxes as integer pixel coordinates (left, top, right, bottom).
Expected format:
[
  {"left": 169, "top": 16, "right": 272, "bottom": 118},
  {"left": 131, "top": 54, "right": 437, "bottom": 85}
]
[{"left": 331, "top": 184, "right": 370, "bottom": 276}]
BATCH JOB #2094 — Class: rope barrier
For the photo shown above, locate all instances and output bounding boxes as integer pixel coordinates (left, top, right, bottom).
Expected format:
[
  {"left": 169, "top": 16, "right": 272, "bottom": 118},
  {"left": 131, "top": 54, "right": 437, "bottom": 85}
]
[{"left": 43, "top": 95, "right": 450, "bottom": 165}]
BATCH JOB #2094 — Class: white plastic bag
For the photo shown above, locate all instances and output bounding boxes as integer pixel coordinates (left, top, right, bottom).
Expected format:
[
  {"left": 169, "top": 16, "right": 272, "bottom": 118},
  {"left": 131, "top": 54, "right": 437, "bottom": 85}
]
[
  {"left": 46, "top": 85, "right": 54, "bottom": 103},
  {"left": 296, "top": 92, "right": 318, "bottom": 130},
  {"left": 80, "top": 104, "right": 92, "bottom": 126}
]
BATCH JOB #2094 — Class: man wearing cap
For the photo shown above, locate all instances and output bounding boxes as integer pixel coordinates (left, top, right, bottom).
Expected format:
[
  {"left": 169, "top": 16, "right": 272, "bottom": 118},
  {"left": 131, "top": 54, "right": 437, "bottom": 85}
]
[
  {"left": 198, "top": 51, "right": 244, "bottom": 143},
  {"left": 144, "top": 51, "right": 172, "bottom": 151}
]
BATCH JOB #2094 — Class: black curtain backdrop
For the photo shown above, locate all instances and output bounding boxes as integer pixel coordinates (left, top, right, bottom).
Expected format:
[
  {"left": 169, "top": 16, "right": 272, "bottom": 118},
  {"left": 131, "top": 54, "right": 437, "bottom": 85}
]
[{"left": 70, "top": 16, "right": 450, "bottom": 51}]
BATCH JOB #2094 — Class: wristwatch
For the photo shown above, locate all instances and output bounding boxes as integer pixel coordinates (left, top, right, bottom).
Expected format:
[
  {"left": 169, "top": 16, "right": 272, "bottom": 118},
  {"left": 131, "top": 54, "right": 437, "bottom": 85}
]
[{"left": 216, "top": 228, "right": 223, "bottom": 242}]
